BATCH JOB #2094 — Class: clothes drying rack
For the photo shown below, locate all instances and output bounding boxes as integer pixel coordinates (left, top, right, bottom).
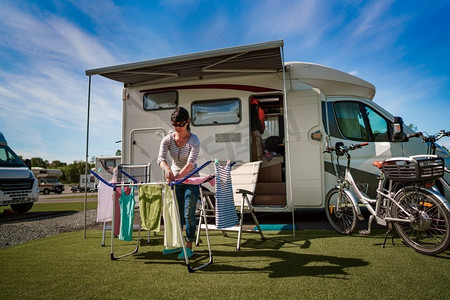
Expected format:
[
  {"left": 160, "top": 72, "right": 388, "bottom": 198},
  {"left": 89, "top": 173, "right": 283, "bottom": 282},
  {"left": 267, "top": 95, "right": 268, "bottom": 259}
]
[
  {"left": 100, "top": 164, "right": 152, "bottom": 247},
  {"left": 90, "top": 161, "right": 214, "bottom": 273}
]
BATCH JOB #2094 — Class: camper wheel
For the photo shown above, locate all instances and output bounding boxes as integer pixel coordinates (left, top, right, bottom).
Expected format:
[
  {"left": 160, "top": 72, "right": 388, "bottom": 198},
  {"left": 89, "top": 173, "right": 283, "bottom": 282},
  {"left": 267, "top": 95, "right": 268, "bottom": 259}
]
[
  {"left": 10, "top": 202, "right": 34, "bottom": 213},
  {"left": 43, "top": 188, "right": 50, "bottom": 195}
]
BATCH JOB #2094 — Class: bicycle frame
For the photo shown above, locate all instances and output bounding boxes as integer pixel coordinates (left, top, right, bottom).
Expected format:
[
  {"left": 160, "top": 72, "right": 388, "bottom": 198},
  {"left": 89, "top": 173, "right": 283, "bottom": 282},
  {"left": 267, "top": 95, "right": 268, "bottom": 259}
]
[
  {"left": 327, "top": 141, "right": 450, "bottom": 255},
  {"left": 409, "top": 130, "right": 450, "bottom": 199},
  {"left": 340, "top": 164, "right": 416, "bottom": 228},
  {"left": 436, "top": 168, "right": 450, "bottom": 196}
]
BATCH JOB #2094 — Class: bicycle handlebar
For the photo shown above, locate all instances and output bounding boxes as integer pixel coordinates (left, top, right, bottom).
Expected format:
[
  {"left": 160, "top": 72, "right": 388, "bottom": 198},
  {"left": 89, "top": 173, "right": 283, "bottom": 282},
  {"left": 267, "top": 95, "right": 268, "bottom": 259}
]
[
  {"left": 407, "top": 132, "right": 423, "bottom": 138},
  {"left": 407, "top": 130, "right": 450, "bottom": 142},
  {"left": 325, "top": 142, "right": 369, "bottom": 155}
]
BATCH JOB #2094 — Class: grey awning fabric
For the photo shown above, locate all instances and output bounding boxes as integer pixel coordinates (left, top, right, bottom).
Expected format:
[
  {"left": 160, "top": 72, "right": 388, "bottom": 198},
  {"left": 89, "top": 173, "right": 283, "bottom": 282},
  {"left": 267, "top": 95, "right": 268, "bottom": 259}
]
[{"left": 85, "top": 40, "right": 284, "bottom": 86}]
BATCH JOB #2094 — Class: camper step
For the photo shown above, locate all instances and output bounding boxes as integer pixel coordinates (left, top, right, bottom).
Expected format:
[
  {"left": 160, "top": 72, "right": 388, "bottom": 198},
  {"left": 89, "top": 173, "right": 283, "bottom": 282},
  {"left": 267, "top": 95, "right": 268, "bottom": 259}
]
[
  {"left": 253, "top": 195, "right": 286, "bottom": 206},
  {"left": 255, "top": 182, "right": 286, "bottom": 195}
]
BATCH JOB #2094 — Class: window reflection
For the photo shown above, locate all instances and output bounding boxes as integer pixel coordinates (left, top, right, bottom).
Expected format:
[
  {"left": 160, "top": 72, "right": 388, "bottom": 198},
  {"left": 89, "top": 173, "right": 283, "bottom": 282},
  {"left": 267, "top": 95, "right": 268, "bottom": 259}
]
[
  {"left": 143, "top": 91, "right": 177, "bottom": 111},
  {"left": 192, "top": 99, "right": 241, "bottom": 125}
]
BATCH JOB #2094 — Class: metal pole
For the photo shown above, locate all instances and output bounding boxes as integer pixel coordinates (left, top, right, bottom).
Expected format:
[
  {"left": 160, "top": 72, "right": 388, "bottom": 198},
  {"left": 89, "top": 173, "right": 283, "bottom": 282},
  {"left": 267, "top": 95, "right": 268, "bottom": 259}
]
[
  {"left": 280, "top": 45, "right": 295, "bottom": 238},
  {"left": 84, "top": 75, "right": 92, "bottom": 238}
]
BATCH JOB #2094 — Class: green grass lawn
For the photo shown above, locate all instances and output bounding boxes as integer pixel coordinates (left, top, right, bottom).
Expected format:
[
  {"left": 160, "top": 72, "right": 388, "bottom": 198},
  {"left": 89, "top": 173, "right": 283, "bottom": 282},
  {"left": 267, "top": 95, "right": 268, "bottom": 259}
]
[
  {"left": 1, "top": 228, "right": 449, "bottom": 299},
  {"left": 1, "top": 201, "right": 97, "bottom": 213}
]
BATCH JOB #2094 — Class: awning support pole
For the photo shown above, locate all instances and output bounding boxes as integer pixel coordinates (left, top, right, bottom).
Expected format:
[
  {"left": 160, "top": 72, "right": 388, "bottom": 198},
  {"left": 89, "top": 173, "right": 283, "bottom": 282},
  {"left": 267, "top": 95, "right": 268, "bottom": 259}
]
[{"left": 84, "top": 75, "right": 92, "bottom": 238}]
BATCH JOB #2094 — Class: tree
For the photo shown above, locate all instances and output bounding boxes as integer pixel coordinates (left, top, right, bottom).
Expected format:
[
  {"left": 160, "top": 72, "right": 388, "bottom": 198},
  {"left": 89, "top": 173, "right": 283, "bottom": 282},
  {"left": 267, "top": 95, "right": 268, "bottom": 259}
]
[
  {"left": 115, "top": 149, "right": 121, "bottom": 156},
  {"left": 407, "top": 123, "right": 418, "bottom": 132},
  {"left": 60, "top": 160, "right": 94, "bottom": 184},
  {"left": 31, "top": 157, "right": 49, "bottom": 168},
  {"left": 49, "top": 160, "right": 67, "bottom": 169}
]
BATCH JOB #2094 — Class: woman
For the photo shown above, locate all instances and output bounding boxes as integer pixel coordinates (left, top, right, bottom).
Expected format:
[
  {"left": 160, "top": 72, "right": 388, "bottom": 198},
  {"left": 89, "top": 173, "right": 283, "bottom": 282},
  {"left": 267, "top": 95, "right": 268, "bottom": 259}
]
[{"left": 157, "top": 107, "right": 200, "bottom": 259}]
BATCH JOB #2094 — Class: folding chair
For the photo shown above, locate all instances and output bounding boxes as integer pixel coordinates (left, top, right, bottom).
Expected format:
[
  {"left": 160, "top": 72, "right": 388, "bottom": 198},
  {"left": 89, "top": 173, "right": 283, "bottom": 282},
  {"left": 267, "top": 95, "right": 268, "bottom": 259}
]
[
  {"left": 195, "top": 161, "right": 265, "bottom": 250},
  {"left": 229, "top": 161, "right": 265, "bottom": 250}
]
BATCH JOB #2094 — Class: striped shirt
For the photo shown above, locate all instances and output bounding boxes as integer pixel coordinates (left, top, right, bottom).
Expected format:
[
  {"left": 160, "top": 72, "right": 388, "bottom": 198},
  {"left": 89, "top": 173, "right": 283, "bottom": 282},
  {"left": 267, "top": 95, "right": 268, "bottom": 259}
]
[{"left": 157, "top": 132, "right": 200, "bottom": 176}]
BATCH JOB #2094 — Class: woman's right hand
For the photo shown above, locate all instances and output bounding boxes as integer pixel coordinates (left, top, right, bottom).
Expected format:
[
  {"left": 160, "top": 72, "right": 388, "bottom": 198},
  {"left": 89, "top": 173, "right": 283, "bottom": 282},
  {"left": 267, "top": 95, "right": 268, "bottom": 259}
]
[{"left": 165, "top": 170, "right": 175, "bottom": 182}]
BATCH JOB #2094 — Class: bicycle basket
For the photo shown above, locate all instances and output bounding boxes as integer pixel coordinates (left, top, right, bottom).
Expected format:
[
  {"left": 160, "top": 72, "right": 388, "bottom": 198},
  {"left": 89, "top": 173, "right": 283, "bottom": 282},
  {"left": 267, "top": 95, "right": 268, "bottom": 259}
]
[{"left": 382, "top": 156, "right": 444, "bottom": 182}]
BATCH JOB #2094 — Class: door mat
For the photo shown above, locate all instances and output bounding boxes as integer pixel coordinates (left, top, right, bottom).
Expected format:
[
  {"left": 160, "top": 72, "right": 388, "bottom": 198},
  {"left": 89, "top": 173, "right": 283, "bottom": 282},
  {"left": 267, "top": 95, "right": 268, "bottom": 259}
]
[{"left": 254, "top": 224, "right": 298, "bottom": 231}]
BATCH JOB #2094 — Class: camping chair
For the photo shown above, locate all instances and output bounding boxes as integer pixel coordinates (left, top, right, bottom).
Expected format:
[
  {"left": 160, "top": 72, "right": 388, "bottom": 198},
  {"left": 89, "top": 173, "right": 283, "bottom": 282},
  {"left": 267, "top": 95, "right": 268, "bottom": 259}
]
[
  {"left": 195, "top": 161, "right": 265, "bottom": 250},
  {"left": 229, "top": 161, "right": 265, "bottom": 250}
]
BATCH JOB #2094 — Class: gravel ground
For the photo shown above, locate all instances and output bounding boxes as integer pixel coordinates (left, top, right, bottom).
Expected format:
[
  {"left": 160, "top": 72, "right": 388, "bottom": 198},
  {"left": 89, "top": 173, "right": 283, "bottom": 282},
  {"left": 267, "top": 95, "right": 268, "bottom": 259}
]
[{"left": 0, "top": 209, "right": 98, "bottom": 249}]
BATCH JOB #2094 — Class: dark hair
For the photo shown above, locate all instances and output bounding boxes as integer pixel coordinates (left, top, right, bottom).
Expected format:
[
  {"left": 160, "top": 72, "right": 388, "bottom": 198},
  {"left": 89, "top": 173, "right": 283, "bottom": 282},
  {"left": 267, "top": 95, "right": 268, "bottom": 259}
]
[{"left": 171, "top": 107, "right": 191, "bottom": 131}]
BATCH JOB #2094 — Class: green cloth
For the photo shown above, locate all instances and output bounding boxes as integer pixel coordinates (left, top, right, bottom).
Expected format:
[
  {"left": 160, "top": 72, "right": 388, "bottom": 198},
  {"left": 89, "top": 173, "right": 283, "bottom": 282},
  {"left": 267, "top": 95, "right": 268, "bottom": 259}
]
[{"left": 138, "top": 185, "right": 162, "bottom": 231}]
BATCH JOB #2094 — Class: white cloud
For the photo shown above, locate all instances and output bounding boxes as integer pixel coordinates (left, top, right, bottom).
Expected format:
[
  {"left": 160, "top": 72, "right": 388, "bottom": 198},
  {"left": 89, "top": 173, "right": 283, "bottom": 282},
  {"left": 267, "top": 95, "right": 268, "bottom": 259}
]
[{"left": 0, "top": 2, "right": 122, "bottom": 163}]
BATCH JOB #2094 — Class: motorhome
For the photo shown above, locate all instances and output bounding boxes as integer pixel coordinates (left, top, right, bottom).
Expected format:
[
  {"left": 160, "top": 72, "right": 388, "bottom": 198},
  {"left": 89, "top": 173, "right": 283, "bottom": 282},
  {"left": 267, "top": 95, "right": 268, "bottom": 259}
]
[
  {"left": 31, "top": 167, "right": 65, "bottom": 194},
  {"left": 86, "top": 40, "right": 440, "bottom": 213},
  {"left": 0, "top": 131, "right": 39, "bottom": 213},
  {"left": 94, "top": 155, "right": 121, "bottom": 184}
]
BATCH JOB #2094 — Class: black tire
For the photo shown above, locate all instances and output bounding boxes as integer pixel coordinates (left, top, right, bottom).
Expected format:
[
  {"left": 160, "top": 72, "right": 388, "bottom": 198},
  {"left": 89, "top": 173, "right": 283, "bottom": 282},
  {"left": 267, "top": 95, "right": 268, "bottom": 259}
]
[
  {"left": 391, "top": 186, "right": 450, "bottom": 255},
  {"left": 56, "top": 190, "right": 62, "bottom": 194},
  {"left": 325, "top": 187, "right": 357, "bottom": 234},
  {"left": 10, "top": 202, "right": 34, "bottom": 213},
  {"left": 43, "top": 188, "right": 50, "bottom": 195}
]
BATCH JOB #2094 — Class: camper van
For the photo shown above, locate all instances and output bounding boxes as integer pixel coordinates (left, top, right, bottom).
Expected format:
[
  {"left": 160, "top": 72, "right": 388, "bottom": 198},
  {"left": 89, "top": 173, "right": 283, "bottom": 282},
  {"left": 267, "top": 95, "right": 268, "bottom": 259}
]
[
  {"left": 86, "top": 40, "right": 437, "bottom": 213},
  {"left": 94, "top": 155, "right": 121, "bottom": 184},
  {"left": 0, "top": 131, "right": 40, "bottom": 213},
  {"left": 76, "top": 174, "right": 97, "bottom": 192},
  {"left": 31, "top": 167, "right": 65, "bottom": 194}
]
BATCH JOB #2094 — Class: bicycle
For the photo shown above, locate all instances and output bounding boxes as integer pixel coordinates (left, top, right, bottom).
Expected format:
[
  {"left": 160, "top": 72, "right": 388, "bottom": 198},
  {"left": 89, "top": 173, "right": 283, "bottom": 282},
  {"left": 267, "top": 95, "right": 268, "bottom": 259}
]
[
  {"left": 407, "top": 130, "right": 450, "bottom": 199},
  {"left": 324, "top": 142, "right": 450, "bottom": 255}
]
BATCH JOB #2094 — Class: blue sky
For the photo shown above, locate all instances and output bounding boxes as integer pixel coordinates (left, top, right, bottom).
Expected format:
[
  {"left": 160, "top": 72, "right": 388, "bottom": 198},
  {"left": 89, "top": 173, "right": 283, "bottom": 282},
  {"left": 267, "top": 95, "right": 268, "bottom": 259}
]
[{"left": 1, "top": 0, "right": 449, "bottom": 163}]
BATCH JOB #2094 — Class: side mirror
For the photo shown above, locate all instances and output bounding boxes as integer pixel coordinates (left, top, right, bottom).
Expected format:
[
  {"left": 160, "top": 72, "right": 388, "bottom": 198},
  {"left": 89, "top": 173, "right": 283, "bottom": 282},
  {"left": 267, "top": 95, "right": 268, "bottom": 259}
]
[
  {"left": 24, "top": 159, "right": 32, "bottom": 169},
  {"left": 391, "top": 116, "right": 407, "bottom": 142},
  {"left": 335, "top": 142, "right": 344, "bottom": 156}
]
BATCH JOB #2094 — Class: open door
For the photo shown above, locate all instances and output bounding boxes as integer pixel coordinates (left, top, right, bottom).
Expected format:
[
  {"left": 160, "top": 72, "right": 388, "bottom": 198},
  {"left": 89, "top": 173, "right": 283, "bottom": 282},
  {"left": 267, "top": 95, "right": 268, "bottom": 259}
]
[{"left": 286, "top": 90, "right": 323, "bottom": 207}]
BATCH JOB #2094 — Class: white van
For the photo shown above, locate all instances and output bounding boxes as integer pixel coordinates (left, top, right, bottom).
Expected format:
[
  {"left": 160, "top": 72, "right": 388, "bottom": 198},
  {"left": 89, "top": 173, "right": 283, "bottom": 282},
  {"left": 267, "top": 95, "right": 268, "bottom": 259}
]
[
  {"left": 0, "top": 132, "right": 39, "bottom": 212},
  {"left": 86, "top": 40, "right": 437, "bottom": 213}
]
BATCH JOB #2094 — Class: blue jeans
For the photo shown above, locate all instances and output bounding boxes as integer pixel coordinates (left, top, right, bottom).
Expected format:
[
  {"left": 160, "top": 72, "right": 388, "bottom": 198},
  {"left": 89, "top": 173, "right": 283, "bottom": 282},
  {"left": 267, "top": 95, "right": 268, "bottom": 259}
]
[{"left": 174, "top": 183, "right": 199, "bottom": 242}]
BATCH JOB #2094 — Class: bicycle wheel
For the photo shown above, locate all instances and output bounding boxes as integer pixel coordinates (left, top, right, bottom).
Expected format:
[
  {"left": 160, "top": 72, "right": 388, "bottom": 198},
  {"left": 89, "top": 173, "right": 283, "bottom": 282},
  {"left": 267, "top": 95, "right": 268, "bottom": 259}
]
[
  {"left": 391, "top": 186, "right": 450, "bottom": 255},
  {"left": 325, "top": 188, "right": 357, "bottom": 235}
]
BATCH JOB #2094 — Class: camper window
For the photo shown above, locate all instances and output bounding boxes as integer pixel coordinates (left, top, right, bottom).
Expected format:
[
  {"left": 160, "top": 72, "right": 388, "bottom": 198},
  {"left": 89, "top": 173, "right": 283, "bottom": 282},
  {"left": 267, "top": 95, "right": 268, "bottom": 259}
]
[
  {"left": 191, "top": 98, "right": 241, "bottom": 126},
  {"left": 364, "top": 106, "right": 389, "bottom": 141},
  {"left": 0, "top": 146, "right": 24, "bottom": 167},
  {"left": 143, "top": 91, "right": 177, "bottom": 111},
  {"left": 334, "top": 101, "right": 389, "bottom": 142},
  {"left": 334, "top": 102, "right": 369, "bottom": 141},
  {"left": 104, "top": 159, "right": 117, "bottom": 169}
]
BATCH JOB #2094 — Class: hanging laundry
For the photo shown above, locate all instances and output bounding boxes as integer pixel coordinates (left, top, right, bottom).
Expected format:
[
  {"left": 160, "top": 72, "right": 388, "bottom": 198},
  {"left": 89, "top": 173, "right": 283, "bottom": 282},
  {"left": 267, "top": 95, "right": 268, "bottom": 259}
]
[
  {"left": 96, "top": 181, "right": 114, "bottom": 222},
  {"left": 113, "top": 187, "right": 121, "bottom": 236},
  {"left": 182, "top": 175, "right": 215, "bottom": 186},
  {"left": 215, "top": 161, "right": 239, "bottom": 229},
  {"left": 138, "top": 185, "right": 162, "bottom": 232},
  {"left": 162, "top": 185, "right": 183, "bottom": 249},
  {"left": 119, "top": 186, "right": 135, "bottom": 241}
]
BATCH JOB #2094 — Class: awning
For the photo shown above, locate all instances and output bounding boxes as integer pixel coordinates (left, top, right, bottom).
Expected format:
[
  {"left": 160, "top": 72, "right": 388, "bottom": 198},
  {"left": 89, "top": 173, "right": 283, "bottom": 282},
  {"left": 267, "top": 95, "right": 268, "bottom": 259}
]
[
  {"left": 82, "top": 40, "right": 287, "bottom": 238},
  {"left": 85, "top": 40, "right": 284, "bottom": 87}
]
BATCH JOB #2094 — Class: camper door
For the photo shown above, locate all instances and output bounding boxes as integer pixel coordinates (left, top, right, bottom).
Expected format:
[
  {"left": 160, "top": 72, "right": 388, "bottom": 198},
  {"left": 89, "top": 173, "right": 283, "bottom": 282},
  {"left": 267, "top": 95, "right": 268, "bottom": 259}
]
[
  {"left": 129, "top": 128, "right": 166, "bottom": 182},
  {"left": 286, "top": 90, "right": 323, "bottom": 207}
]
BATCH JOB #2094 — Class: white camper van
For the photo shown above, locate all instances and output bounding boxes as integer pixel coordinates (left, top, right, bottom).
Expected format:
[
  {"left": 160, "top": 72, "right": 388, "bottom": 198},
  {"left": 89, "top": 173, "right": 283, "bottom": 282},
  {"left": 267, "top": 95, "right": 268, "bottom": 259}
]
[
  {"left": 86, "top": 40, "right": 433, "bottom": 212},
  {"left": 94, "top": 155, "right": 121, "bottom": 184},
  {"left": 0, "top": 131, "right": 40, "bottom": 212}
]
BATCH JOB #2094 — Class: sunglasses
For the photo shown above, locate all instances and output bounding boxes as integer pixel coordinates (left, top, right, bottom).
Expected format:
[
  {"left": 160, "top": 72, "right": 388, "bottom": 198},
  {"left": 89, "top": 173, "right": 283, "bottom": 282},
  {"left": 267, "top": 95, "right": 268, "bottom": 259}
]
[{"left": 171, "top": 121, "right": 188, "bottom": 127}]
